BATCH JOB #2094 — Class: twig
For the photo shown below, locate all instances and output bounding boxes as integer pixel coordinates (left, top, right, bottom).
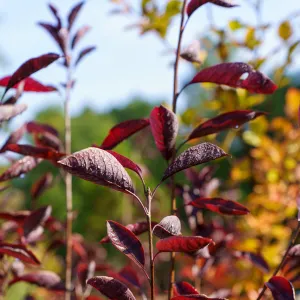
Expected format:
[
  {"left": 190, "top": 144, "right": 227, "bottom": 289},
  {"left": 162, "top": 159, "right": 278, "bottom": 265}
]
[
  {"left": 146, "top": 187, "right": 155, "bottom": 300},
  {"left": 65, "top": 65, "right": 73, "bottom": 300},
  {"left": 256, "top": 221, "right": 300, "bottom": 300},
  {"left": 168, "top": 1, "right": 188, "bottom": 299}
]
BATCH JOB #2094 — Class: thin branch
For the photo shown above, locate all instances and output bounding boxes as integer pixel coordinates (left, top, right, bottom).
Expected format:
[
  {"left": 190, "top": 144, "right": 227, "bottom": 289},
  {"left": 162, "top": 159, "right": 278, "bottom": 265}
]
[{"left": 256, "top": 221, "right": 300, "bottom": 300}]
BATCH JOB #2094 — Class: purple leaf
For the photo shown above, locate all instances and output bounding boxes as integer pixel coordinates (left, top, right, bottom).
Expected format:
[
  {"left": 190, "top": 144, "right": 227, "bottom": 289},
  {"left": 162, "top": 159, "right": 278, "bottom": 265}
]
[
  {"left": 0, "top": 243, "right": 40, "bottom": 265},
  {"left": 87, "top": 276, "right": 136, "bottom": 300},
  {"left": 187, "top": 0, "right": 237, "bottom": 18},
  {"left": 149, "top": 105, "right": 179, "bottom": 160},
  {"left": 187, "top": 62, "right": 277, "bottom": 94},
  {"left": 2, "top": 53, "right": 60, "bottom": 99},
  {"left": 107, "top": 220, "right": 145, "bottom": 270},
  {"left": 171, "top": 295, "right": 227, "bottom": 300},
  {"left": 31, "top": 173, "right": 53, "bottom": 200},
  {"left": 0, "top": 124, "right": 27, "bottom": 153},
  {"left": 187, "top": 110, "right": 266, "bottom": 141},
  {"left": 75, "top": 46, "right": 96, "bottom": 66},
  {"left": 153, "top": 215, "right": 182, "bottom": 239},
  {"left": 100, "top": 119, "right": 150, "bottom": 150},
  {"left": 188, "top": 197, "right": 250, "bottom": 215},
  {"left": 58, "top": 147, "right": 134, "bottom": 194},
  {"left": 38, "top": 23, "right": 65, "bottom": 53},
  {"left": 68, "top": 1, "right": 85, "bottom": 31},
  {"left": 162, "top": 143, "right": 227, "bottom": 181},
  {"left": 48, "top": 3, "right": 62, "bottom": 29},
  {"left": 265, "top": 276, "right": 296, "bottom": 300},
  {"left": 71, "top": 25, "right": 91, "bottom": 49},
  {"left": 233, "top": 251, "right": 269, "bottom": 273},
  {"left": 0, "top": 156, "right": 42, "bottom": 182},
  {"left": 9, "top": 271, "right": 65, "bottom": 291},
  {"left": 26, "top": 121, "right": 59, "bottom": 137},
  {"left": 0, "top": 104, "right": 27, "bottom": 122}
]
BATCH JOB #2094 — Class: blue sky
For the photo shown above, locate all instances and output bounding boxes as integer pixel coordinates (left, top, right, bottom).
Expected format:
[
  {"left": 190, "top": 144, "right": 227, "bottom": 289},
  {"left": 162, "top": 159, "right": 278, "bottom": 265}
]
[{"left": 1, "top": 0, "right": 300, "bottom": 127}]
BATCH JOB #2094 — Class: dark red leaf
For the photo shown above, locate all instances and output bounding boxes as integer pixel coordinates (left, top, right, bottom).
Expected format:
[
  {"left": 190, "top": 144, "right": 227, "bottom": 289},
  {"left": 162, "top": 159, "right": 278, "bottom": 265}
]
[
  {"left": 187, "top": 110, "right": 265, "bottom": 141},
  {"left": 0, "top": 243, "right": 40, "bottom": 265},
  {"left": 0, "top": 211, "right": 30, "bottom": 225},
  {"left": 9, "top": 271, "right": 65, "bottom": 291},
  {"left": 107, "top": 220, "right": 145, "bottom": 270},
  {"left": 0, "top": 124, "right": 27, "bottom": 153},
  {"left": 156, "top": 236, "right": 213, "bottom": 254},
  {"left": 153, "top": 215, "right": 182, "bottom": 239},
  {"left": 187, "top": 62, "right": 277, "bottom": 94},
  {"left": 118, "top": 265, "right": 141, "bottom": 289},
  {"left": 58, "top": 147, "right": 134, "bottom": 194},
  {"left": 100, "top": 119, "right": 150, "bottom": 150},
  {"left": 0, "top": 104, "right": 27, "bottom": 122},
  {"left": 188, "top": 197, "right": 249, "bottom": 215},
  {"left": 75, "top": 46, "right": 96, "bottom": 66},
  {"left": 171, "top": 295, "right": 227, "bottom": 300},
  {"left": 26, "top": 121, "right": 59, "bottom": 136},
  {"left": 2, "top": 53, "right": 60, "bottom": 99},
  {"left": 33, "top": 132, "right": 62, "bottom": 151},
  {"left": 77, "top": 261, "right": 96, "bottom": 292},
  {"left": 48, "top": 3, "right": 62, "bottom": 29},
  {"left": 100, "top": 221, "right": 157, "bottom": 243},
  {"left": 31, "top": 173, "right": 53, "bottom": 200},
  {"left": 68, "top": 1, "right": 85, "bottom": 31},
  {"left": 105, "top": 150, "right": 143, "bottom": 182},
  {"left": 6, "top": 144, "right": 65, "bottom": 161},
  {"left": 265, "top": 276, "right": 296, "bottom": 300},
  {"left": 162, "top": 143, "right": 227, "bottom": 181},
  {"left": 0, "top": 76, "right": 57, "bottom": 93},
  {"left": 71, "top": 25, "right": 91, "bottom": 49},
  {"left": 149, "top": 105, "right": 179, "bottom": 160},
  {"left": 22, "top": 206, "right": 52, "bottom": 241},
  {"left": 38, "top": 23, "right": 65, "bottom": 53},
  {"left": 288, "top": 245, "right": 300, "bottom": 257},
  {"left": 87, "top": 276, "right": 136, "bottom": 300},
  {"left": 86, "top": 296, "right": 104, "bottom": 300},
  {"left": 173, "top": 281, "right": 199, "bottom": 296},
  {"left": 187, "top": 0, "right": 237, "bottom": 18},
  {"left": 233, "top": 251, "right": 269, "bottom": 273},
  {"left": 0, "top": 156, "right": 42, "bottom": 182}
]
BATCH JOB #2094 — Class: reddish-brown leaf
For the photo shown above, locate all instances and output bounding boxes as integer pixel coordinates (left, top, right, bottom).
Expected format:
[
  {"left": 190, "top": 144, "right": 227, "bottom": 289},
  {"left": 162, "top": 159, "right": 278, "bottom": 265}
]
[
  {"left": 100, "top": 119, "right": 150, "bottom": 150},
  {"left": 0, "top": 124, "right": 27, "bottom": 153},
  {"left": 265, "top": 276, "right": 296, "bottom": 300},
  {"left": 118, "top": 265, "right": 141, "bottom": 289},
  {"left": 33, "top": 132, "right": 62, "bottom": 151},
  {"left": 9, "top": 271, "right": 65, "bottom": 291},
  {"left": 38, "top": 23, "right": 65, "bottom": 53},
  {"left": 173, "top": 281, "right": 199, "bottom": 296},
  {"left": 0, "top": 156, "right": 42, "bottom": 182},
  {"left": 153, "top": 216, "right": 182, "bottom": 239},
  {"left": 187, "top": 0, "right": 237, "bottom": 17},
  {"left": 107, "top": 220, "right": 145, "bottom": 270},
  {"left": 75, "top": 46, "right": 96, "bottom": 66},
  {"left": 0, "top": 104, "right": 27, "bottom": 122},
  {"left": 156, "top": 236, "right": 213, "bottom": 254},
  {"left": 71, "top": 25, "right": 91, "bottom": 49},
  {"left": 171, "top": 295, "right": 227, "bottom": 300},
  {"left": 188, "top": 197, "right": 249, "bottom": 215},
  {"left": 87, "top": 276, "right": 136, "bottom": 300},
  {"left": 23, "top": 206, "right": 52, "bottom": 240},
  {"left": 149, "top": 105, "right": 179, "bottom": 160},
  {"left": 31, "top": 173, "right": 53, "bottom": 200},
  {"left": 187, "top": 110, "right": 265, "bottom": 141},
  {"left": 288, "top": 245, "right": 300, "bottom": 257},
  {"left": 100, "top": 221, "right": 157, "bottom": 244},
  {"left": 187, "top": 62, "right": 277, "bottom": 94},
  {"left": 105, "top": 150, "right": 143, "bottom": 182},
  {"left": 58, "top": 147, "right": 134, "bottom": 194},
  {"left": 233, "top": 251, "right": 269, "bottom": 273},
  {"left": 6, "top": 144, "right": 65, "bottom": 161},
  {"left": 162, "top": 143, "right": 227, "bottom": 181},
  {"left": 26, "top": 121, "right": 59, "bottom": 136},
  {"left": 0, "top": 243, "right": 40, "bottom": 265},
  {"left": 0, "top": 211, "right": 30, "bottom": 225},
  {"left": 77, "top": 261, "right": 96, "bottom": 292},
  {"left": 2, "top": 53, "right": 60, "bottom": 99},
  {"left": 68, "top": 1, "right": 85, "bottom": 31},
  {"left": 0, "top": 76, "right": 57, "bottom": 93}
]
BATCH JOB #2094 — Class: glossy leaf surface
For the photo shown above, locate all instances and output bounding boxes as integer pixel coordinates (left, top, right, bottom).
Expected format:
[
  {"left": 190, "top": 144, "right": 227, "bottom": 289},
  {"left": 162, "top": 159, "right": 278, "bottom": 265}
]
[{"left": 265, "top": 276, "right": 295, "bottom": 300}]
